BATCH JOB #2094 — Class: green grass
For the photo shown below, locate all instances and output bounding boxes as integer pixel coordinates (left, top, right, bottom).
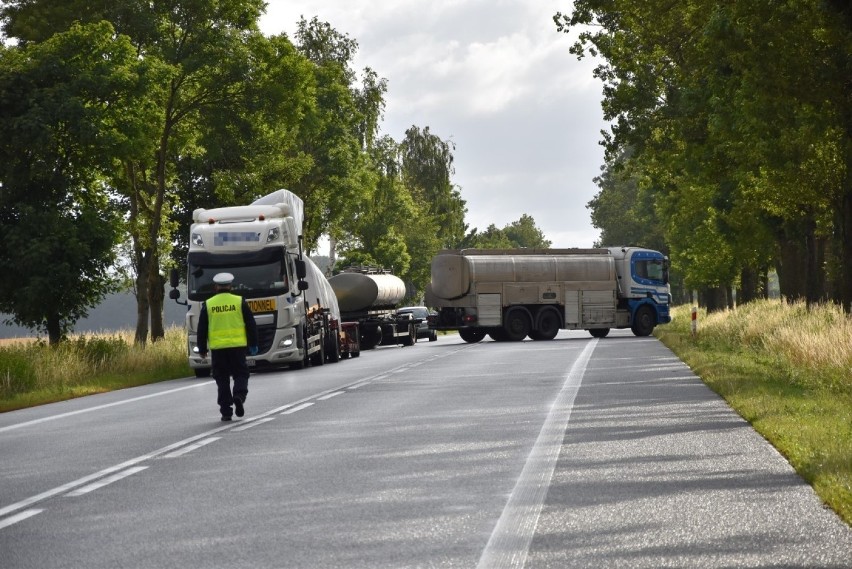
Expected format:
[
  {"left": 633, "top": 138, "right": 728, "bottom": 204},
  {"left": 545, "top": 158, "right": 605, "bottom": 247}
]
[
  {"left": 0, "top": 326, "right": 191, "bottom": 412},
  {"left": 655, "top": 300, "right": 852, "bottom": 526}
]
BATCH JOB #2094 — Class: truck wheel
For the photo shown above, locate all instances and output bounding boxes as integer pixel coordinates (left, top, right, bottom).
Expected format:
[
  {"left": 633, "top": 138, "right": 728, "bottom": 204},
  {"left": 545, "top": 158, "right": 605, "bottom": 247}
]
[
  {"left": 589, "top": 328, "right": 610, "bottom": 338},
  {"left": 531, "top": 308, "right": 560, "bottom": 341},
  {"left": 459, "top": 328, "right": 486, "bottom": 343},
  {"left": 194, "top": 368, "right": 211, "bottom": 378},
  {"left": 631, "top": 306, "right": 655, "bottom": 337},
  {"left": 327, "top": 334, "right": 341, "bottom": 363},
  {"left": 504, "top": 309, "right": 531, "bottom": 341},
  {"left": 310, "top": 332, "right": 326, "bottom": 366},
  {"left": 290, "top": 359, "right": 305, "bottom": 370}
]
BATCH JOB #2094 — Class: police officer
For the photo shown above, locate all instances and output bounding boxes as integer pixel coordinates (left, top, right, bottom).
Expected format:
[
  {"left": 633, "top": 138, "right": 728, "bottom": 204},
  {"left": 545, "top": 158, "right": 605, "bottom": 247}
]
[{"left": 197, "top": 272, "right": 259, "bottom": 421}]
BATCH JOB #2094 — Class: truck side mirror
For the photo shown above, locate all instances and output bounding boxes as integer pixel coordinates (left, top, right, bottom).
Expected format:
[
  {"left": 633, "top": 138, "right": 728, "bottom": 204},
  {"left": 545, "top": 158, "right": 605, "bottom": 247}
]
[
  {"left": 169, "top": 268, "right": 180, "bottom": 288},
  {"left": 295, "top": 259, "right": 307, "bottom": 279},
  {"left": 169, "top": 288, "right": 181, "bottom": 300}
]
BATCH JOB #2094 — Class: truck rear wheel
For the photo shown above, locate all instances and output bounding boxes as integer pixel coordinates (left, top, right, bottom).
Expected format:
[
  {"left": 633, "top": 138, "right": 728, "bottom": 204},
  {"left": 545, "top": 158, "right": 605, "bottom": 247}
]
[
  {"left": 589, "top": 328, "right": 610, "bottom": 338},
  {"left": 310, "top": 331, "right": 326, "bottom": 366},
  {"left": 531, "top": 308, "right": 560, "bottom": 341},
  {"left": 631, "top": 306, "right": 655, "bottom": 337},
  {"left": 504, "top": 309, "right": 531, "bottom": 341},
  {"left": 327, "top": 333, "right": 341, "bottom": 363},
  {"left": 459, "top": 328, "right": 486, "bottom": 343}
]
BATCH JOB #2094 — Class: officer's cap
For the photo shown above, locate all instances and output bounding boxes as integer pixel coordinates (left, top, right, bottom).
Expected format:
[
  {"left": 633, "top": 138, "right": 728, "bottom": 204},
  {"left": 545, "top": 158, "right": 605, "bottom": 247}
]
[{"left": 213, "top": 272, "right": 235, "bottom": 286}]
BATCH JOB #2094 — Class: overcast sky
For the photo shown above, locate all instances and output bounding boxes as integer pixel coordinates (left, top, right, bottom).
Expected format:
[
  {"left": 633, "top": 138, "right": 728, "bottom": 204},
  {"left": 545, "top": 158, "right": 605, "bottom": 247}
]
[{"left": 260, "top": 0, "right": 608, "bottom": 249}]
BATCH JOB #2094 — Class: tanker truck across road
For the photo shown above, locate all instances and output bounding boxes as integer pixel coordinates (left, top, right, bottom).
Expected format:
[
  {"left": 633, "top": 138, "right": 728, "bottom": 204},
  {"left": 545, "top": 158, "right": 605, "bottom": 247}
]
[{"left": 424, "top": 247, "right": 671, "bottom": 342}]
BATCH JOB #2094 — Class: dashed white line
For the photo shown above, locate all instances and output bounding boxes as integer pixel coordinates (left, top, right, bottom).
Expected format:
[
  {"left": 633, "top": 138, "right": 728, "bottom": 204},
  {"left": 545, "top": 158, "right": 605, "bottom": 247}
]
[
  {"left": 65, "top": 466, "right": 150, "bottom": 497},
  {"left": 347, "top": 381, "right": 371, "bottom": 390},
  {"left": 281, "top": 402, "right": 314, "bottom": 415},
  {"left": 162, "top": 437, "right": 221, "bottom": 458},
  {"left": 0, "top": 509, "right": 43, "bottom": 530},
  {"left": 317, "top": 391, "right": 344, "bottom": 401},
  {"left": 232, "top": 417, "right": 275, "bottom": 432}
]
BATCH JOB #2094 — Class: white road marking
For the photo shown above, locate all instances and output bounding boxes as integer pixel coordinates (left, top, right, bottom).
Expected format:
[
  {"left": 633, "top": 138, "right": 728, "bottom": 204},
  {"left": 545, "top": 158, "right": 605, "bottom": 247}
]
[
  {"left": 65, "top": 466, "right": 149, "bottom": 497},
  {"left": 0, "top": 382, "right": 214, "bottom": 434},
  {"left": 347, "top": 381, "right": 371, "bottom": 390},
  {"left": 232, "top": 417, "right": 275, "bottom": 432},
  {"left": 281, "top": 402, "right": 314, "bottom": 415},
  {"left": 162, "top": 437, "right": 221, "bottom": 458},
  {"left": 477, "top": 340, "right": 597, "bottom": 569},
  {"left": 0, "top": 509, "right": 43, "bottom": 530},
  {"left": 317, "top": 391, "right": 344, "bottom": 401}
]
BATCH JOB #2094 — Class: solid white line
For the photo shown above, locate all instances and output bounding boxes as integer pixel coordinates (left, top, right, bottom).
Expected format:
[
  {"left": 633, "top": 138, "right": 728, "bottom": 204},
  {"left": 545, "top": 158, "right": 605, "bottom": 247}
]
[
  {"left": 162, "top": 437, "right": 221, "bottom": 458},
  {"left": 281, "top": 402, "right": 314, "bottom": 415},
  {"left": 0, "top": 382, "right": 213, "bottom": 434},
  {"left": 477, "top": 339, "right": 597, "bottom": 569},
  {"left": 65, "top": 466, "right": 149, "bottom": 497},
  {"left": 232, "top": 417, "right": 275, "bottom": 432},
  {"left": 0, "top": 509, "right": 43, "bottom": 530},
  {"left": 317, "top": 391, "right": 344, "bottom": 401}
]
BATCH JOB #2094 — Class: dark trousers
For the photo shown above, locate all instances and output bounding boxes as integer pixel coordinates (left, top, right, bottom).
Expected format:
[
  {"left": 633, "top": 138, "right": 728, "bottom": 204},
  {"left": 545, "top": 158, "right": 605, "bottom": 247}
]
[{"left": 210, "top": 347, "right": 250, "bottom": 417}]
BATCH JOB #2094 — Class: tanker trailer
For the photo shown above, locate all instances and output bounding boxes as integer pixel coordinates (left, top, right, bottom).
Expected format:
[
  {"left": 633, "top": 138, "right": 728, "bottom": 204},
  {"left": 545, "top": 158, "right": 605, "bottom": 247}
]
[
  {"left": 424, "top": 247, "right": 671, "bottom": 342},
  {"left": 328, "top": 267, "right": 417, "bottom": 350}
]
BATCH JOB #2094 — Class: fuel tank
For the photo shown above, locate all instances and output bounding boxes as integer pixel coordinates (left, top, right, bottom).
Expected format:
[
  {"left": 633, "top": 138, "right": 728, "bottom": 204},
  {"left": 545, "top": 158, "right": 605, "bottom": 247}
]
[
  {"left": 303, "top": 256, "right": 340, "bottom": 320},
  {"left": 429, "top": 249, "right": 616, "bottom": 300},
  {"left": 328, "top": 272, "right": 406, "bottom": 313}
]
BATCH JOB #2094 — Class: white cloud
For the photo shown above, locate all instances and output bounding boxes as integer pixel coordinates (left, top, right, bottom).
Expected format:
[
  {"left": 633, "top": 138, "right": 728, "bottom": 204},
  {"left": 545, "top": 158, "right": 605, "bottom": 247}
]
[{"left": 260, "top": 0, "right": 609, "bottom": 248}]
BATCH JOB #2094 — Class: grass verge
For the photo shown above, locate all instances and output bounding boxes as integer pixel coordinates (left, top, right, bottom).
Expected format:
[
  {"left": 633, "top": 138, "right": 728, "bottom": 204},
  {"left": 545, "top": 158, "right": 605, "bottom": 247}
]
[
  {"left": 655, "top": 300, "right": 852, "bottom": 527},
  {"left": 0, "top": 326, "right": 191, "bottom": 413}
]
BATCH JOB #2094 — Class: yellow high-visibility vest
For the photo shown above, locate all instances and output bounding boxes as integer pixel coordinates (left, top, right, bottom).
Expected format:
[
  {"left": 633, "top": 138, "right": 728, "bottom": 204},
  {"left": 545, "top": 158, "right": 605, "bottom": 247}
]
[{"left": 206, "top": 293, "right": 248, "bottom": 349}]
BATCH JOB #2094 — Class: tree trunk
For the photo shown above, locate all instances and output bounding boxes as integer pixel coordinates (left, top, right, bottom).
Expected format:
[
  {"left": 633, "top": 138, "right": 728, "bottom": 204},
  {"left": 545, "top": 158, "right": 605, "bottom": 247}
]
[
  {"left": 700, "top": 286, "right": 729, "bottom": 313},
  {"left": 739, "top": 266, "right": 759, "bottom": 304},
  {"left": 776, "top": 231, "right": 807, "bottom": 302},
  {"left": 46, "top": 313, "right": 62, "bottom": 346},
  {"left": 149, "top": 263, "right": 165, "bottom": 341},
  {"left": 134, "top": 253, "right": 150, "bottom": 346}
]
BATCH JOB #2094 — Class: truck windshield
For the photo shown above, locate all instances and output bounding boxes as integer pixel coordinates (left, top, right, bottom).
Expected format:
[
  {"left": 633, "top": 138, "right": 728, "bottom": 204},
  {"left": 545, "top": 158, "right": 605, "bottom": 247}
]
[
  {"left": 187, "top": 249, "right": 290, "bottom": 301},
  {"left": 633, "top": 258, "right": 667, "bottom": 285}
]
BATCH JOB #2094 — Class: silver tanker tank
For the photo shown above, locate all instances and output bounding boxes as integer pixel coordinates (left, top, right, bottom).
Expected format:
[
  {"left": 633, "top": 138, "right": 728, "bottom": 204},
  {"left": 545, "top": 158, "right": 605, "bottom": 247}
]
[
  {"left": 328, "top": 272, "right": 406, "bottom": 313},
  {"left": 302, "top": 256, "right": 340, "bottom": 321},
  {"left": 428, "top": 248, "right": 615, "bottom": 300}
]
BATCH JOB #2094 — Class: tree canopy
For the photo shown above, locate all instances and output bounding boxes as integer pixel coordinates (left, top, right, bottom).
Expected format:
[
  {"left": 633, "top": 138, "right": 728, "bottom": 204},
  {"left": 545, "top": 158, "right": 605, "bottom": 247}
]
[{"left": 557, "top": 0, "right": 852, "bottom": 311}]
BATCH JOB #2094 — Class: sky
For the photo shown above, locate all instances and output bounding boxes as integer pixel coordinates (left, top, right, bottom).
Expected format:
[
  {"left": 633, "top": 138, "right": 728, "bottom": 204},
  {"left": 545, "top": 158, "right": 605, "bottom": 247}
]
[{"left": 260, "top": 0, "right": 609, "bottom": 249}]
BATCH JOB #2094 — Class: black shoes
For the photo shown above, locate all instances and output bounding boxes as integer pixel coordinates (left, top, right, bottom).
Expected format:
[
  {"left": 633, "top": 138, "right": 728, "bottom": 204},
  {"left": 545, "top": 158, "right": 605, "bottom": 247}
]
[
  {"left": 234, "top": 397, "right": 244, "bottom": 418},
  {"left": 221, "top": 415, "right": 232, "bottom": 422}
]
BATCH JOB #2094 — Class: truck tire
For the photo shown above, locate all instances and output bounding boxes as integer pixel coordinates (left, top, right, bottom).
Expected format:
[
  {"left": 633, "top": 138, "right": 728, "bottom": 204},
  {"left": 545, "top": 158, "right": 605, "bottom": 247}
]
[
  {"left": 290, "top": 359, "right": 305, "bottom": 370},
  {"left": 631, "top": 306, "right": 655, "bottom": 337},
  {"left": 588, "top": 328, "right": 610, "bottom": 338},
  {"left": 459, "top": 328, "right": 486, "bottom": 343},
  {"left": 504, "top": 309, "right": 531, "bottom": 341},
  {"left": 195, "top": 368, "right": 211, "bottom": 378},
  {"left": 310, "top": 331, "right": 326, "bottom": 366},
  {"left": 531, "top": 308, "right": 561, "bottom": 341},
  {"left": 327, "top": 333, "right": 341, "bottom": 363}
]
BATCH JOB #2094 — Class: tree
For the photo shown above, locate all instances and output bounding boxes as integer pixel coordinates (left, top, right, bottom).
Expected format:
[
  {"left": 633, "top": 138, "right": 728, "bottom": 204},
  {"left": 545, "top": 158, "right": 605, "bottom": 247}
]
[
  {"left": 556, "top": 1, "right": 852, "bottom": 310},
  {"left": 0, "top": 22, "right": 146, "bottom": 343},
  {"left": 400, "top": 126, "right": 467, "bottom": 249}
]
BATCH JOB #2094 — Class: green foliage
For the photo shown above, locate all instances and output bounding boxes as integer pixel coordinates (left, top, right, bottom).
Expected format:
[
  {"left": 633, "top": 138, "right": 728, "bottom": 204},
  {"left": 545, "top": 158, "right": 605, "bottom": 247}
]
[
  {"left": 460, "top": 215, "right": 551, "bottom": 249},
  {"left": 556, "top": 0, "right": 852, "bottom": 310}
]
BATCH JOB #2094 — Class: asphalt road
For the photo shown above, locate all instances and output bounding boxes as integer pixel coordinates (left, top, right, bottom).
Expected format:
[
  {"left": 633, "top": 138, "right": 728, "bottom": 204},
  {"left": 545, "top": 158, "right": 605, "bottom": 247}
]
[{"left": 1, "top": 330, "right": 849, "bottom": 568}]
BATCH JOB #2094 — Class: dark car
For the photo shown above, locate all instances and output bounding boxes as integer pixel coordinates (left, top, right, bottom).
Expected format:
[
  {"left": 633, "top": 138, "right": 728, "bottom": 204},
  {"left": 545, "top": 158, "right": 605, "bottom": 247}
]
[{"left": 396, "top": 306, "right": 437, "bottom": 341}]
